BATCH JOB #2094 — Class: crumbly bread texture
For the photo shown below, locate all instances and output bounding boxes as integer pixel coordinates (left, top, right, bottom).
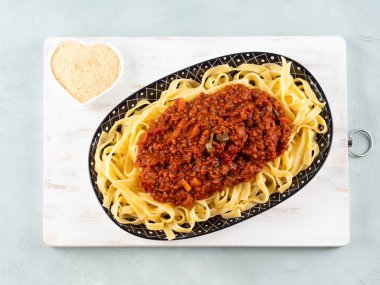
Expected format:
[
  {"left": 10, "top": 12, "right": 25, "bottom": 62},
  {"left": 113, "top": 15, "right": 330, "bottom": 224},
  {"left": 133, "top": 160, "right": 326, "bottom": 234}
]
[{"left": 51, "top": 41, "right": 121, "bottom": 103}]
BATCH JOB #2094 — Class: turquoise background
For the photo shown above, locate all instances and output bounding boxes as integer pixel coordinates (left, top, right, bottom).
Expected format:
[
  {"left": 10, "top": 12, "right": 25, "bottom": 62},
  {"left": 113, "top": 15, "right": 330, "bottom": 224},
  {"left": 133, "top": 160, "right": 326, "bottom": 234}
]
[{"left": 1, "top": 0, "right": 379, "bottom": 284}]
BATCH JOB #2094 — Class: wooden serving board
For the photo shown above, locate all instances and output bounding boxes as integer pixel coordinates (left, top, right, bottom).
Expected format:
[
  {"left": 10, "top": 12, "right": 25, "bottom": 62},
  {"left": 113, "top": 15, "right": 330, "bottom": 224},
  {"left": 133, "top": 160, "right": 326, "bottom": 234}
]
[{"left": 43, "top": 37, "right": 349, "bottom": 247}]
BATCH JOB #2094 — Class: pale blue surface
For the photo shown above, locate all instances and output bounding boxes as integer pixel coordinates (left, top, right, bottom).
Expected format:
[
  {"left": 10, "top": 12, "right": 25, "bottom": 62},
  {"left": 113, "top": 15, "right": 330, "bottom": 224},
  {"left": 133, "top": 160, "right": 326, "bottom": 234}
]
[{"left": 1, "top": 0, "right": 379, "bottom": 284}]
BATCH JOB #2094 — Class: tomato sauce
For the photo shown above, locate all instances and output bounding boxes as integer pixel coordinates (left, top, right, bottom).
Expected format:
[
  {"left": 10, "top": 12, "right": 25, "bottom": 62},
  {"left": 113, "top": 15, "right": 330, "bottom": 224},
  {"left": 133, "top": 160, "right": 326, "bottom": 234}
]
[{"left": 136, "top": 84, "right": 292, "bottom": 207}]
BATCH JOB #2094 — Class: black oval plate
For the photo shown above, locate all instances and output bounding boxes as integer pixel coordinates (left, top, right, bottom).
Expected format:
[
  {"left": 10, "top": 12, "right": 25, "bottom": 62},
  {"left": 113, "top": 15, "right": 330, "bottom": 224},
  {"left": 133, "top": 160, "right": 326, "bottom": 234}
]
[{"left": 89, "top": 52, "right": 333, "bottom": 240}]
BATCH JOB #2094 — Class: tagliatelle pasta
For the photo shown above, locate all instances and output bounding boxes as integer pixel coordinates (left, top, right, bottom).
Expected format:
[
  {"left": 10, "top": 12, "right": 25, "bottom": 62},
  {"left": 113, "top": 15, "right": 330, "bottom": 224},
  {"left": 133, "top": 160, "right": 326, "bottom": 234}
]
[{"left": 94, "top": 58, "right": 327, "bottom": 240}]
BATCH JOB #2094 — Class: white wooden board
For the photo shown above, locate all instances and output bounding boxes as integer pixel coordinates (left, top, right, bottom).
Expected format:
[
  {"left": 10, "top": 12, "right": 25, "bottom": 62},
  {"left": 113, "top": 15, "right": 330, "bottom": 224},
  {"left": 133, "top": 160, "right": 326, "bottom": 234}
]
[{"left": 43, "top": 37, "right": 349, "bottom": 247}]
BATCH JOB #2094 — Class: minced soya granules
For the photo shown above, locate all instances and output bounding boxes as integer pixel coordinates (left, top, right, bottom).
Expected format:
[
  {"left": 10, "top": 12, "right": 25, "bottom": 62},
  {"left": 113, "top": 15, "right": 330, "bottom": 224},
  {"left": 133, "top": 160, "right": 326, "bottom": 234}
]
[{"left": 51, "top": 41, "right": 121, "bottom": 103}]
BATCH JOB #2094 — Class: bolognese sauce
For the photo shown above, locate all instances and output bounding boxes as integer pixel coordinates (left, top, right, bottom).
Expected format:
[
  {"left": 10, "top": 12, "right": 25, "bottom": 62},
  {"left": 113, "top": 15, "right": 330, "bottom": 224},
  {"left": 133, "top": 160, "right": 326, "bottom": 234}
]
[{"left": 135, "top": 84, "right": 292, "bottom": 207}]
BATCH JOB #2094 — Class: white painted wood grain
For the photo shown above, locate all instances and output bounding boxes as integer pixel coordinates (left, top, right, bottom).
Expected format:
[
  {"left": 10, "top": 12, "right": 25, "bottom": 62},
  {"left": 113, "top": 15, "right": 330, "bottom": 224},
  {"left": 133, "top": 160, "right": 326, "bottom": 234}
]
[{"left": 43, "top": 37, "right": 348, "bottom": 247}]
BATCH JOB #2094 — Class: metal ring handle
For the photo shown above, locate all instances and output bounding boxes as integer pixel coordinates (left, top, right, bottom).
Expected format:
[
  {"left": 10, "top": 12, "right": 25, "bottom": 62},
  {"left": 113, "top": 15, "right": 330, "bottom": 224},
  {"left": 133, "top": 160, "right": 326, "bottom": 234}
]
[{"left": 348, "top": 128, "right": 373, "bottom": 157}]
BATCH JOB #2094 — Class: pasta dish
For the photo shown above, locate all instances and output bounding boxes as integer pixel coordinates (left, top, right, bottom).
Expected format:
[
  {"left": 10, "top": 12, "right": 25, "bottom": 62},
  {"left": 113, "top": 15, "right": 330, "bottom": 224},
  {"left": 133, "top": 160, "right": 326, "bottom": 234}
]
[{"left": 94, "top": 58, "right": 327, "bottom": 239}]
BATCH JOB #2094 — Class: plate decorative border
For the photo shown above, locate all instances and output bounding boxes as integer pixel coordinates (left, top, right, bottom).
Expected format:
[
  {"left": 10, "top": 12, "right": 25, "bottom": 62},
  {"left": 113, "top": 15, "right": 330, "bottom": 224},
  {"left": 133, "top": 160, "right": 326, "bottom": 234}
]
[{"left": 88, "top": 52, "right": 333, "bottom": 240}]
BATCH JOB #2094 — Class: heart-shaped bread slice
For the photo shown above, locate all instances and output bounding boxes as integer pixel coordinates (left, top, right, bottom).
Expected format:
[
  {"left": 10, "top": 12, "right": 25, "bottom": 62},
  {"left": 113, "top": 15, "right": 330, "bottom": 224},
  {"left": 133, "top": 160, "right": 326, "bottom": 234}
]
[{"left": 51, "top": 41, "right": 121, "bottom": 103}]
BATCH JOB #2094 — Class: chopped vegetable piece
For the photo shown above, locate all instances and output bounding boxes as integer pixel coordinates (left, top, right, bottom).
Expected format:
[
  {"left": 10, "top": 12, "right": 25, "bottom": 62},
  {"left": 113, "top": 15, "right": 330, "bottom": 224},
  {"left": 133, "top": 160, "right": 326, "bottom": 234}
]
[
  {"left": 205, "top": 132, "right": 215, "bottom": 153},
  {"left": 216, "top": 133, "right": 229, "bottom": 143},
  {"left": 181, "top": 179, "right": 192, "bottom": 191}
]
